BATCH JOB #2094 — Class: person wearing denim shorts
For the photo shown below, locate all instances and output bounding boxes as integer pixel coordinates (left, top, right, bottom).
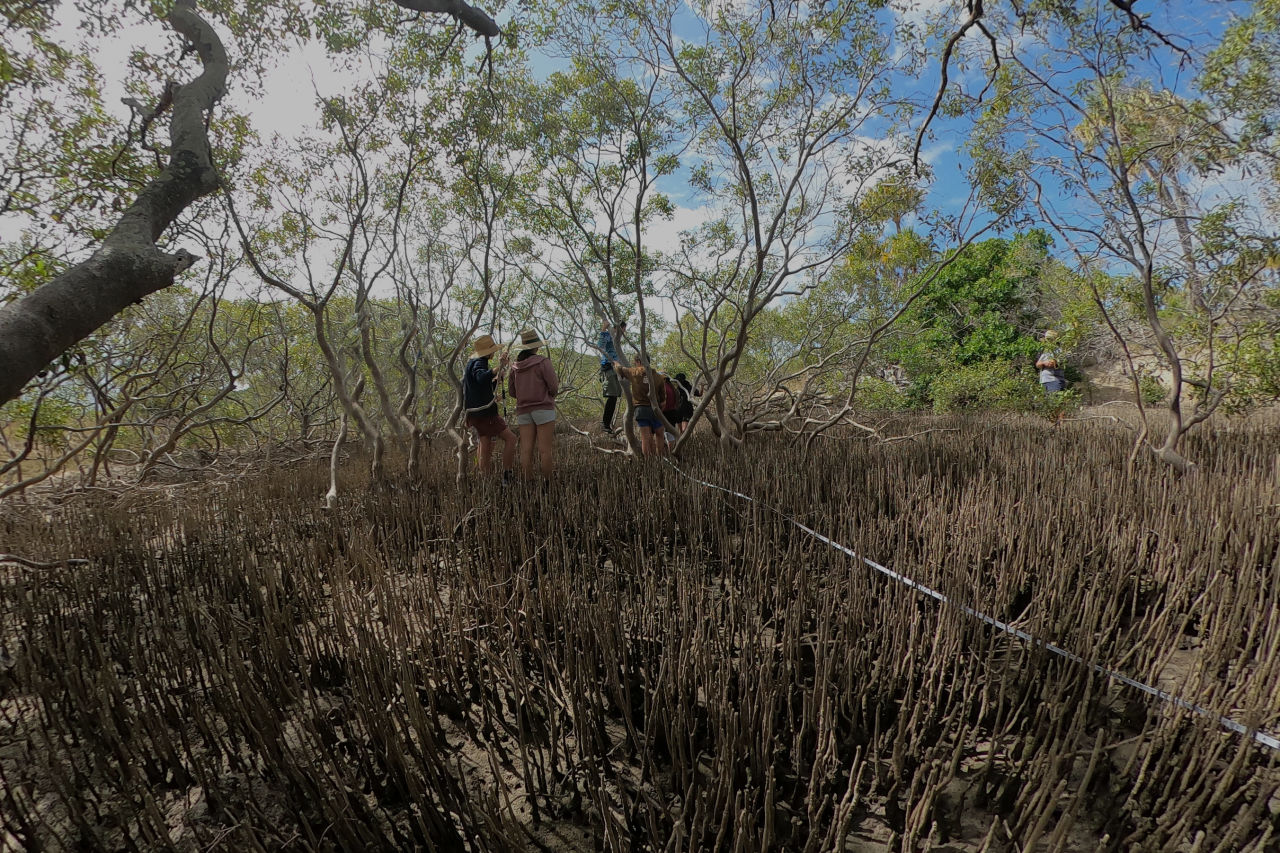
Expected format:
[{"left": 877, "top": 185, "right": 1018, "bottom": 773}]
[
  {"left": 507, "top": 329, "right": 560, "bottom": 480},
  {"left": 613, "top": 357, "right": 669, "bottom": 458}
]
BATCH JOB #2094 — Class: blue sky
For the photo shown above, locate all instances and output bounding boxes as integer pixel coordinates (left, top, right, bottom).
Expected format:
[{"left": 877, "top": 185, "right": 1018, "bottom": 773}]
[
  {"left": 9, "top": 0, "right": 1254, "bottom": 278},
  {"left": 905, "top": 1, "right": 1250, "bottom": 234},
  {"left": 517, "top": 0, "right": 1252, "bottom": 261}
]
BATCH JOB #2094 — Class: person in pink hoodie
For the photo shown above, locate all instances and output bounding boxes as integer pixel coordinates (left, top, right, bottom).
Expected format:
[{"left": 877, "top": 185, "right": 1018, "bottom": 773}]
[{"left": 507, "top": 328, "right": 560, "bottom": 480}]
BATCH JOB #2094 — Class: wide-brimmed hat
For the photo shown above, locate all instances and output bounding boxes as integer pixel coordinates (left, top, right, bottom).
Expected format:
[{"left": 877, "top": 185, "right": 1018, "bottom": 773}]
[
  {"left": 512, "top": 328, "right": 548, "bottom": 351},
  {"left": 472, "top": 334, "right": 501, "bottom": 357}
]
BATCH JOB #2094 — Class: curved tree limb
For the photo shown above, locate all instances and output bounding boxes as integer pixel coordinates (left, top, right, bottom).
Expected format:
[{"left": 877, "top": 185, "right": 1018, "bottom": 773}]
[
  {"left": 1104, "top": 0, "right": 1191, "bottom": 57},
  {"left": 912, "top": 0, "right": 1189, "bottom": 172},
  {"left": 0, "top": 0, "right": 227, "bottom": 407},
  {"left": 0, "top": 0, "right": 499, "bottom": 411},
  {"left": 912, "top": 0, "right": 990, "bottom": 172},
  {"left": 389, "top": 0, "right": 499, "bottom": 37}
]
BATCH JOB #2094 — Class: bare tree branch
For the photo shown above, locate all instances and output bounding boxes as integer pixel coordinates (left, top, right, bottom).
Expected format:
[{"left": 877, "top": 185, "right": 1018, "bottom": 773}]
[
  {"left": 0, "top": 0, "right": 227, "bottom": 407},
  {"left": 389, "top": 0, "right": 499, "bottom": 37}
]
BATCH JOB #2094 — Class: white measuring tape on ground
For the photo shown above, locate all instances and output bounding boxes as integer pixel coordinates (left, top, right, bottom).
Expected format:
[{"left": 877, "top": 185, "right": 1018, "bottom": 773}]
[{"left": 665, "top": 459, "right": 1280, "bottom": 752}]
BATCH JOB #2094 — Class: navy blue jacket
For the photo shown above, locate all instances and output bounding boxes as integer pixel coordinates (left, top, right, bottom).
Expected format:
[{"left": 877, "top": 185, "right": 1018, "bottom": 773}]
[{"left": 463, "top": 357, "right": 499, "bottom": 415}]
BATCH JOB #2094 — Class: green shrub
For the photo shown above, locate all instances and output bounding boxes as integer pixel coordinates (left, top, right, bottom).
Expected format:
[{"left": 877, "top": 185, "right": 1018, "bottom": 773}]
[
  {"left": 930, "top": 360, "right": 1042, "bottom": 413},
  {"left": 1220, "top": 333, "right": 1280, "bottom": 414},
  {"left": 854, "top": 375, "right": 915, "bottom": 411},
  {"left": 1138, "top": 372, "right": 1168, "bottom": 405},
  {"left": 1039, "top": 386, "right": 1083, "bottom": 419}
]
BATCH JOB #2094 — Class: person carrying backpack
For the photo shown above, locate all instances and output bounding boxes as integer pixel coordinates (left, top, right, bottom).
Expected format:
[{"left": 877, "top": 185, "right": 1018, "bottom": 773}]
[
  {"left": 462, "top": 334, "right": 517, "bottom": 480},
  {"left": 598, "top": 319, "right": 624, "bottom": 434},
  {"left": 666, "top": 372, "right": 694, "bottom": 434},
  {"left": 660, "top": 373, "right": 684, "bottom": 440}
]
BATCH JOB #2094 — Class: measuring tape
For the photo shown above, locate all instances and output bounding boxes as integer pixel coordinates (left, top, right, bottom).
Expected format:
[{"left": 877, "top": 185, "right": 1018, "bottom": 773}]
[{"left": 664, "top": 459, "right": 1280, "bottom": 752}]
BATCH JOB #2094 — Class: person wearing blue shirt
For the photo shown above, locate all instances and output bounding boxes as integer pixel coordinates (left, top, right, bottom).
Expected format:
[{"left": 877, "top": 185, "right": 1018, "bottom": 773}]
[{"left": 598, "top": 319, "right": 624, "bottom": 433}]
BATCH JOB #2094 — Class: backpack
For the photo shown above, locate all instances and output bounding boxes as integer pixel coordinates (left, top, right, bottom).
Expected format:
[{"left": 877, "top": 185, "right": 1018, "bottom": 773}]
[
  {"left": 463, "top": 357, "right": 497, "bottom": 414},
  {"left": 661, "top": 376, "right": 681, "bottom": 412}
]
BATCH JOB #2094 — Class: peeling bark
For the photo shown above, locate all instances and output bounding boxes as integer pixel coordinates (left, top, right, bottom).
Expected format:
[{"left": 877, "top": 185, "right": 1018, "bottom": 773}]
[{"left": 0, "top": 0, "right": 227, "bottom": 407}]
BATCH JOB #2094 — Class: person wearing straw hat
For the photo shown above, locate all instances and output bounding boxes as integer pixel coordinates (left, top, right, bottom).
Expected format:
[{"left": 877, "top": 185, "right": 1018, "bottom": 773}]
[
  {"left": 508, "top": 328, "right": 560, "bottom": 480},
  {"left": 463, "top": 334, "right": 517, "bottom": 480},
  {"left": 1037, "top": 330, "right": 1067, "bottom": 394}
]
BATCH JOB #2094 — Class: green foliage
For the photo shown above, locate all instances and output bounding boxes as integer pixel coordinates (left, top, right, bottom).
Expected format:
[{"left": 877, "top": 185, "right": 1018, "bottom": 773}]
[
  {"left": 928, "top": 360, "right": 1041, "bottom": 414},
  {"left": 1137, "top": 372, "right": 1168, "bottom": 406},
  {"left": 965, "top": 65, "right": 1035, "bottom": 217},
  {"left": 1202, "top": 0, "right": 1280, "bottom": 155},
  {"left": 1225, "top": 331, "right": 1280, "bottom": 411},
  {"left": 853, "top": 376, "right": 913, "bottom": 412},
  {"left": 1040, "top": 386, "right": 1082, "bottom": 420},
  {"left": 857, "top": 175, "right": 924, "bottom": 231},
  {"left": 888, "top": 232, "right": 1052, "bottom": 408},
  {"left": 4, "top": 393, "right": 79, "bottom": 444}
]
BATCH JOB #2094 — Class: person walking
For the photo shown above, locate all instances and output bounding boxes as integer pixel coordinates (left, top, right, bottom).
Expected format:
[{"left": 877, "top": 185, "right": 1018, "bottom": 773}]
[
  {"left": 508, "top": 328, "right": 560, "bottom": 480},
  {"left": 463, "top": 334, "right": 517, "bottom": 481},
  {"left": 613, "top": 356, "right": 669, "bottom": 457},
  {"left": 598, "top": 319, "right": 624, "bottom": 434}
]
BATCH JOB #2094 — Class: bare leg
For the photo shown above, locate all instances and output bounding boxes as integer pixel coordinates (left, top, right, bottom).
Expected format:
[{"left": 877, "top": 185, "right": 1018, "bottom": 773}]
[
  {"left": 519, "top": 423, "right": 536, "bottom": 477},
  {"left": 477, "top": 436, "right": 494, "bottom": 473},
  {"left": 499, "top": 428, "right": 517, "bottom": 472},
  {"left": 536, "top": 421, "right": 555, "bottom": 479},
  {"left": 640, "top": 427, "right": 656, "bottom": 457}
]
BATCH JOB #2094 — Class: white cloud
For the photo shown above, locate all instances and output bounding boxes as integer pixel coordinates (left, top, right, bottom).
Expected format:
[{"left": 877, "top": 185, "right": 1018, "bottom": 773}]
[
  {"left": 889, "top": 0, "right": 965, "bottom": 28},
  {"left": 920, "top": 141, "right": 953, "bottom": 166},
  {"left": 645, "top": 202, "right": 716, "bottom": 254}
]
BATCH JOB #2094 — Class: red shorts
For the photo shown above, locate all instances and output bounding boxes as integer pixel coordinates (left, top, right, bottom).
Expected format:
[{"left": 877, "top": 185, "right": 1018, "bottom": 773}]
[{"left": 466, "top": 413, "right": 509, "bottom": 439}]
